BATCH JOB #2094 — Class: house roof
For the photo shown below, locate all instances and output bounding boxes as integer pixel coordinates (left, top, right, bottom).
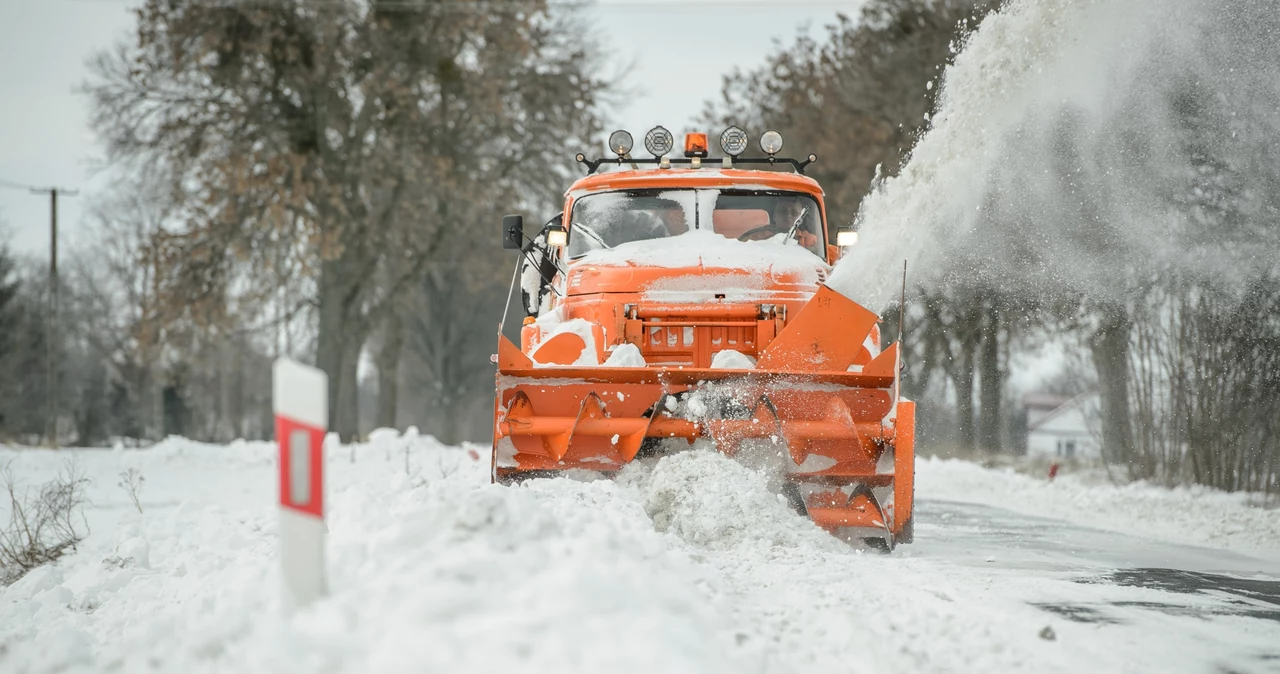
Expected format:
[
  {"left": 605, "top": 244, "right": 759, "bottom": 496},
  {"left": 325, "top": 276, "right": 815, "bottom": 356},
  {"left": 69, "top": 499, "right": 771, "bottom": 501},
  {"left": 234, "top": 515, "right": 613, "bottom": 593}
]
[
  {"left": 1022, "top": 392, "right": 1071, "bottom": 410},
  {"left": 1027, "top": 390, "right": 1098, "bottom": 432}
]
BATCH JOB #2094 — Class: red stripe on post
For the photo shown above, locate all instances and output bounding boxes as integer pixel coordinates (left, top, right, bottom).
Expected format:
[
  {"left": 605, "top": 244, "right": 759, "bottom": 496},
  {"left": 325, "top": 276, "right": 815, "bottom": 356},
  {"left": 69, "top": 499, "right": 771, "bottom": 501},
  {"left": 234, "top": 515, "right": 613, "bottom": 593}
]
[{"left": 276, "top": 414, "right": 325, "bottom": 519}]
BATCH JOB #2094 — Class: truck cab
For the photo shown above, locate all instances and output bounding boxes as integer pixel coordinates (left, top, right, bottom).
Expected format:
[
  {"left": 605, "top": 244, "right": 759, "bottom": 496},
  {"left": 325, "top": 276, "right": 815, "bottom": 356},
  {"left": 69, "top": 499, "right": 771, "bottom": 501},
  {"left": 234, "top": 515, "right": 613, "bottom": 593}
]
[{"left": 508, "top": 130, "right": 868, "bottom": 370}]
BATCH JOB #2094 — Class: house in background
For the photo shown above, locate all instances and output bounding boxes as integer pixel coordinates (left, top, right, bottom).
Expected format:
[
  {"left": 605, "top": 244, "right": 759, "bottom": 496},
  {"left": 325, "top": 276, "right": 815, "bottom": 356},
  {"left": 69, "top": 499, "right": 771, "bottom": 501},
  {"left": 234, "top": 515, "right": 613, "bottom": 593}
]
[{"left": 1023, "top": 391, "right": 1101, "bottom": 460}]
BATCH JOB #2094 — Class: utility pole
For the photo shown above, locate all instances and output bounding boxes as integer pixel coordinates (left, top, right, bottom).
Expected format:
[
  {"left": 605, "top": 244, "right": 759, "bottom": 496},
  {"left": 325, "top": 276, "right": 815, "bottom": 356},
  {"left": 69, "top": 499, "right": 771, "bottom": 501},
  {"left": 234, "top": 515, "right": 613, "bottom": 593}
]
[{"left": 29, "top": 186, "right": 78, "bottom": 447}]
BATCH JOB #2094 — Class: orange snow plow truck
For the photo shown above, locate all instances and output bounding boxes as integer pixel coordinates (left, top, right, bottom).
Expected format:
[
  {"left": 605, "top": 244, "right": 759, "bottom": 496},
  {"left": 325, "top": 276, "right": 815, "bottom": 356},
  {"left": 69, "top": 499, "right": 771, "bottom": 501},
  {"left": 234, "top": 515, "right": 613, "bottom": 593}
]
[{"left": 493, "top": 127, "right": 915, "bottom": 546}]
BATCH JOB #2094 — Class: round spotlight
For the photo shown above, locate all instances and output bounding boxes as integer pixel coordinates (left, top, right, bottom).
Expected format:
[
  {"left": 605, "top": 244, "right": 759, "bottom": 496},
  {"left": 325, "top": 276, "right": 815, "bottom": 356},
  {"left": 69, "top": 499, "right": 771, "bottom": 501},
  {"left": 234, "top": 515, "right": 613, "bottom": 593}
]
[
  {"left": 644, "top": 126, "right": 675, "bottom": 157},
  {"left": 609, "top": 130, "right": 634, "bottom": 157},
  {"left": 760, "top": 130, "right": 784, "bottom": 155},
  {"left": 720, "top": 126, "right": 749, "bottom": 157}
]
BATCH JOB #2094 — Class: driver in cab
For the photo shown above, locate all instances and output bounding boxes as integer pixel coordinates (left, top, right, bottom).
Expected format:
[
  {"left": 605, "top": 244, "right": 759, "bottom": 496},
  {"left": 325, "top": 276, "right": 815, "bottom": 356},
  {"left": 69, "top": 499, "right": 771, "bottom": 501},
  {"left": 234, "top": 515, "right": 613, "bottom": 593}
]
[{"left": 772, "top": 196, "right": 819, "bottom": 249}]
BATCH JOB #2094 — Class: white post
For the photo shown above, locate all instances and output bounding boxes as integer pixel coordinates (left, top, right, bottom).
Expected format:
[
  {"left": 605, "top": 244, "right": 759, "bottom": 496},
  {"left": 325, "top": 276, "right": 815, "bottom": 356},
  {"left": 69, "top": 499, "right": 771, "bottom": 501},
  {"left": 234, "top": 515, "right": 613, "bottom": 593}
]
[{"left": 272, "top": 358, "right": 329, "bottom": 611}]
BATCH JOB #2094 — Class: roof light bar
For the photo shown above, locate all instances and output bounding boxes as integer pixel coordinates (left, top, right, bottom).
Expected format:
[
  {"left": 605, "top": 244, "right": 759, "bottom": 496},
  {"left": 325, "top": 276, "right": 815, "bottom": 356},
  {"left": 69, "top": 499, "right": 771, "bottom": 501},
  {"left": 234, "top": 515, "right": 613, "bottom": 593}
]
[
  {"left": 721, "top": 126, "right": 749, "bottom": 157},
  {"left": 608, "top": 130, "right": 634, "bottom": 157},
  {"left": 760, "top": 130, "right": 784, "bottom": 155},
  {"left": 645, "top": 126, "right": 674, "bottom": 158},
  {"left": 573, "top": 126, "right": 816, "bottom": 175},
  {"left": 684, "top": 133, "right": 709, "bottom": 158}
]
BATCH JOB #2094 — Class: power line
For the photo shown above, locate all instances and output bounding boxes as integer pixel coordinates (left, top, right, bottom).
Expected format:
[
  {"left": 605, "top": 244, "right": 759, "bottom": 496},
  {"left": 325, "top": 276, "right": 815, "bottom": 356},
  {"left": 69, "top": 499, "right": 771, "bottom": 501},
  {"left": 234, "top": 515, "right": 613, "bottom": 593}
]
[
  {"left": 21, "top": 186, "right": 79, "bottom": 448},
  {"left": 63, "top": 0, "right": 855, "bottom": 10},
  {"left": 0, "top": 179, "right": 41, "bottom": 192}
]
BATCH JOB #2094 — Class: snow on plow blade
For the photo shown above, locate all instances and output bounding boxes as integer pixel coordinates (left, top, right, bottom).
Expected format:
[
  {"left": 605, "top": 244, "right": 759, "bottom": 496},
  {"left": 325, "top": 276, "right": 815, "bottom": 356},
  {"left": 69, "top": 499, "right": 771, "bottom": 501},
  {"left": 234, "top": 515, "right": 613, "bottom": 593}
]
[{"left": 493, "top": 286, "right": 916, "bottom": 543}]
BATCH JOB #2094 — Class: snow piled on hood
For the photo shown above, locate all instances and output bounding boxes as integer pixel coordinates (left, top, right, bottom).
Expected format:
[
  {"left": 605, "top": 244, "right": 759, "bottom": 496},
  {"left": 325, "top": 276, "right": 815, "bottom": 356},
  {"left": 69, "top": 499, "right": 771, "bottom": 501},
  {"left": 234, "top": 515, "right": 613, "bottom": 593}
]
[{"left": 576, "top": 230, "right": 826, "bottom": 279}]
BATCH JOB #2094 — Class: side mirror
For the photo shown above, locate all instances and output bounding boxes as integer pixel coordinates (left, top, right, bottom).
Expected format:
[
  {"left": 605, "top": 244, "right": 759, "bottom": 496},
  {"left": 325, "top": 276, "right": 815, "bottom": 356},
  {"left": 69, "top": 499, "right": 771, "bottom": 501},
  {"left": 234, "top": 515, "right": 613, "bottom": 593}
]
[
  {"left": 520, "top": 244, "right": 556, "bottom": 316},
  {"left": 502, "top": 214, "right": 524, "bottom": 250}
]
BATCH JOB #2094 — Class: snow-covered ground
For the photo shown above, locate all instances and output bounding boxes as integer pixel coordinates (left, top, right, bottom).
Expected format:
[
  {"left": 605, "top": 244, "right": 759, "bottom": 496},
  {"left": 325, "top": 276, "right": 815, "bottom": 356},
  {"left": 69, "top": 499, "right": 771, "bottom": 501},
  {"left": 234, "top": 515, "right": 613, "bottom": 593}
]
[
  {"left": 921, "top": 457, "right": 1280, "bottom": 560},
  {"left": 1, "top": 434, "right": 1277, "bottom": 673}
]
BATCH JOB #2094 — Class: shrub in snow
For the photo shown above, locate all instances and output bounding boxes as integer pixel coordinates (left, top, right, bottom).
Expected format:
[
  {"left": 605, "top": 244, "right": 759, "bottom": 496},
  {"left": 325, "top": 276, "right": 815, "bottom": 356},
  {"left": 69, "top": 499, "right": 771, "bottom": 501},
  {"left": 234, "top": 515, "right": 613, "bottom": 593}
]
[
  {"left": 0, "top": 460, "right": 91, "bottom": 586},
  {"left": 117, "top": 468, "right": 145, "bottom": 514}
]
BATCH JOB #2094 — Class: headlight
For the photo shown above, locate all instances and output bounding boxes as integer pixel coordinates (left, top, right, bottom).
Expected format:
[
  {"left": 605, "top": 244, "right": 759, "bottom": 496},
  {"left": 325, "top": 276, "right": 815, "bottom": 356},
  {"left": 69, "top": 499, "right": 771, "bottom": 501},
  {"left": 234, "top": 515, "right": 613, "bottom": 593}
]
[
  {"left": 836, "top": 227, "right": 858, "bottom": 247},
  {"left": 608, "top": 130, "right": 634, "bottom": 157},
  {"left": 546, "top": 225, "right": 568, "bottom": 248},
  {"left": 645, "top": 126, "right": 674, "bottom": 157},
  {"left": 720, "top": 126, "right": 748, "bottom": 157},
  {"left": 760, "top": 130, "right": 784, "bottom": 155}
]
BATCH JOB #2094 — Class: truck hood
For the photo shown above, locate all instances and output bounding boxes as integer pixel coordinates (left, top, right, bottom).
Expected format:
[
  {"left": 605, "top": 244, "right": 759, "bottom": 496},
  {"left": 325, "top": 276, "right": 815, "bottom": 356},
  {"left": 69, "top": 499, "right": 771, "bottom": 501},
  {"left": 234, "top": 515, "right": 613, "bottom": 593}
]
[{"left": 567, "top": 231, "right": 828, "bottom": 298}]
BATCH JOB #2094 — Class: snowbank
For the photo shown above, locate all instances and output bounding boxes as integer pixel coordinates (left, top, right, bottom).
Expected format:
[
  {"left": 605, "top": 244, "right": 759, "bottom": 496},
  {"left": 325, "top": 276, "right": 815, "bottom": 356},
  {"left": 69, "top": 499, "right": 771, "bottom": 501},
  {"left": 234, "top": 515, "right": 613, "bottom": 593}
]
[
  {"left": 918, "top": 457, "right": 1280, "bottom": 560},
  {"left": 0, "top": 435, "right": 741, "bottom": 673},
  {"left": 2, "top": 436, "right": 1276, "bottom": 673}
]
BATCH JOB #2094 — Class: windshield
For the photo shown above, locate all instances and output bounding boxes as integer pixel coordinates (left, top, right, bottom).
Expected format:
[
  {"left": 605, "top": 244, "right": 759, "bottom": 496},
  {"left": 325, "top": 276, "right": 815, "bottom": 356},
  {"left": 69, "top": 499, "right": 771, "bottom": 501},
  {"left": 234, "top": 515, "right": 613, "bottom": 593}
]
[{"left": 567, "top": 189, "right": 825, "bottom": 259}]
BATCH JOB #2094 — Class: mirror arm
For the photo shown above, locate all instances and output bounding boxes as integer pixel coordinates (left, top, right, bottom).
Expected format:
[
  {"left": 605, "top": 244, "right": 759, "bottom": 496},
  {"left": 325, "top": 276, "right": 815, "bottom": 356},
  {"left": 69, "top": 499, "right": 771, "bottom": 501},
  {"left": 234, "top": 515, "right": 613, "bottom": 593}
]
[{"left": 518, "top": 246, "right": 563, "bottom": 298}]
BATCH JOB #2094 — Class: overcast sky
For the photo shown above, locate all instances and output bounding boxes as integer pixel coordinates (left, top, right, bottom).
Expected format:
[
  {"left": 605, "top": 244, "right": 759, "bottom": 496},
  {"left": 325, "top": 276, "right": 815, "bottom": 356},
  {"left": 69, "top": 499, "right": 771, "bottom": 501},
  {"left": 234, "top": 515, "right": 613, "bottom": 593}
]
[{"left": 0, "top": 0, "right": 855, "bottom": 257}]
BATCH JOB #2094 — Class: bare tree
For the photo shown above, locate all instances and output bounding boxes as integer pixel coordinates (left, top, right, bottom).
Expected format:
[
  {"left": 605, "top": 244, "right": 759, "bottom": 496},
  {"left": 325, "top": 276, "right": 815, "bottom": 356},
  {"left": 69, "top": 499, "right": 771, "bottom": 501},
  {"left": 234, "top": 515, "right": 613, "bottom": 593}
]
[
  {"left": 0, "top": 245, "right": 28, "bottom": 439},
  {"left": 702, "top": 0, "right": 995, "bottom": 228},
  {"left": 86, "top": 0, "right": 609, "bottom": 439}
]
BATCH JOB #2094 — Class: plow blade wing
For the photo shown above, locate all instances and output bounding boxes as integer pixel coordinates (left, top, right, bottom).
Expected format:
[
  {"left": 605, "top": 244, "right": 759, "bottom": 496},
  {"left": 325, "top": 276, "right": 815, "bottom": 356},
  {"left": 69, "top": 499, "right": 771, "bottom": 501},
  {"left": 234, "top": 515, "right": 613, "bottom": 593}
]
[{"left": 492, "top": 285, "right": 916, "bottom": 542}]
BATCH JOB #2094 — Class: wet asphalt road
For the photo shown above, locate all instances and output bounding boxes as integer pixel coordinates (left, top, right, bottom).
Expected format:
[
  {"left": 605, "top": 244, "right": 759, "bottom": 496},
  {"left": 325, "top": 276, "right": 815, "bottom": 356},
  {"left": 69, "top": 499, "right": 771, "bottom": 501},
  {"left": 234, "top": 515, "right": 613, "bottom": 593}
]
[{"left": 906, "top": 499, "right": 1280, "bottom": 668}]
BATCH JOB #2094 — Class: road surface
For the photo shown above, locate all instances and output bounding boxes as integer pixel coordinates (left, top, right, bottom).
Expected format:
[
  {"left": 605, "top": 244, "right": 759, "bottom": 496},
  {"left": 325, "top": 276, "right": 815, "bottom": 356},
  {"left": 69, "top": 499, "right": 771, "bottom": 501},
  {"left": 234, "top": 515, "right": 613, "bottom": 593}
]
[{"left": 3, "top": 440, "right": 1278, "bottom": 673}]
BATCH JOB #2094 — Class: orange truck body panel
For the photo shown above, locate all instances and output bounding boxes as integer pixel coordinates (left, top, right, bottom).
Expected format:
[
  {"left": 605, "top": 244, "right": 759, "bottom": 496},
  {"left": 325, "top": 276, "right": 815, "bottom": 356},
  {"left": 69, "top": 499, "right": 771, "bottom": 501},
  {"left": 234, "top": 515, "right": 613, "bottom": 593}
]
[{"left": 493, "top": 166, "right": 916, "bottom": 544}]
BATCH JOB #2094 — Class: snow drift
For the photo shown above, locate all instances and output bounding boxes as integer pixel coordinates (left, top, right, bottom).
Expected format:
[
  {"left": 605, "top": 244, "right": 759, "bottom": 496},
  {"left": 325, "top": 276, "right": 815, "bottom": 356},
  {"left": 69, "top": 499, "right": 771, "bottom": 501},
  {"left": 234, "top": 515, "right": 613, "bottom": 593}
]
[{"left": 1, "top": 435, "right": 1276, "bottom": 673}]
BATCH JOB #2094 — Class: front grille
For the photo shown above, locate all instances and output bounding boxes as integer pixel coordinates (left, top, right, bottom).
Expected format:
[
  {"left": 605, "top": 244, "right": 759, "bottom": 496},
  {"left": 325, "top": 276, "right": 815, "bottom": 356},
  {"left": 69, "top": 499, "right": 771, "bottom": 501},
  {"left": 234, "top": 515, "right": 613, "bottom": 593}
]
[{"left": 639, "top": 319, "right": 759, "bottom": 367}]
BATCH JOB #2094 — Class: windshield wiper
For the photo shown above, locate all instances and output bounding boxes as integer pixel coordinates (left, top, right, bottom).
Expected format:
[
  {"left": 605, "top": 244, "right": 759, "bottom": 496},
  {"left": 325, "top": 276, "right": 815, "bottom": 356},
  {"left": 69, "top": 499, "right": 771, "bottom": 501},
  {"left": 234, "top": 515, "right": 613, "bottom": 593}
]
[
  {"left": 573, "top": 223, "right": 613, "bottom": 250},
  {"left": 784, "top": 207, "right": 811, "bottom": 245}
]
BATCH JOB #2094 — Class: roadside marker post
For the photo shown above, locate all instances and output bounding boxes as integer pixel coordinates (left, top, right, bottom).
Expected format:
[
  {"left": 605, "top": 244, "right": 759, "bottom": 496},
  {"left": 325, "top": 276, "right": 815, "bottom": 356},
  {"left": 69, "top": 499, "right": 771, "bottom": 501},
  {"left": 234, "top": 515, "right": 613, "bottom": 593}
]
[{"left": 273, "top": 358, "right": 329, "bottom": 611}]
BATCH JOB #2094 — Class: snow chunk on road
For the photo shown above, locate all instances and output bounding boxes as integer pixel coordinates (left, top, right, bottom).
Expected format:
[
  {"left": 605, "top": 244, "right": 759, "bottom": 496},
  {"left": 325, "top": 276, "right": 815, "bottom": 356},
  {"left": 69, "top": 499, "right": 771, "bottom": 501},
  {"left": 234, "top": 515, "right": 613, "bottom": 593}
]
[{"left": 629, "top": 449, "right": 841, "bottom": 552}]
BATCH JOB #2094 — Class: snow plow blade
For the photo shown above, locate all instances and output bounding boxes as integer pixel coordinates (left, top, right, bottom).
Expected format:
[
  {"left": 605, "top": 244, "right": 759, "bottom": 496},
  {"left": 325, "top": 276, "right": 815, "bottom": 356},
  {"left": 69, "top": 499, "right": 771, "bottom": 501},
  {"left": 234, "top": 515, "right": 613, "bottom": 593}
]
[{"left": 493, "top": 286, "right": 916, "bottom": 545}]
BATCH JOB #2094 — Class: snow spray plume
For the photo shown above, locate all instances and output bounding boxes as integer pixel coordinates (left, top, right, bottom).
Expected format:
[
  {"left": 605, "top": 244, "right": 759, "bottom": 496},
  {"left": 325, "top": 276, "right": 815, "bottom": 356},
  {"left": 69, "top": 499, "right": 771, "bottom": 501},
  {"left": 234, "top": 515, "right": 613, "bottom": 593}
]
[{"left": 829, "top": 0, "right": 1280, "bottom": 309}]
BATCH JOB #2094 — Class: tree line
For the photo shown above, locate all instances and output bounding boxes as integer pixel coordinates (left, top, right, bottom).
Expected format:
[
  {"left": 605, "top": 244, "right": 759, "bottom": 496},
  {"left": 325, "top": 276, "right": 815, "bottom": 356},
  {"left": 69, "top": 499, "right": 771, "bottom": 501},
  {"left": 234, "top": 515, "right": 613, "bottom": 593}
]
[
  {"left": 704, "top": 0, "right": 1280, "bottom": 493},
  {"left": 3, "top": 0, "right": 604, "bottom": 445},
  {"left": 0, "top": 0, "right": 1275, "bottom": 495}
]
